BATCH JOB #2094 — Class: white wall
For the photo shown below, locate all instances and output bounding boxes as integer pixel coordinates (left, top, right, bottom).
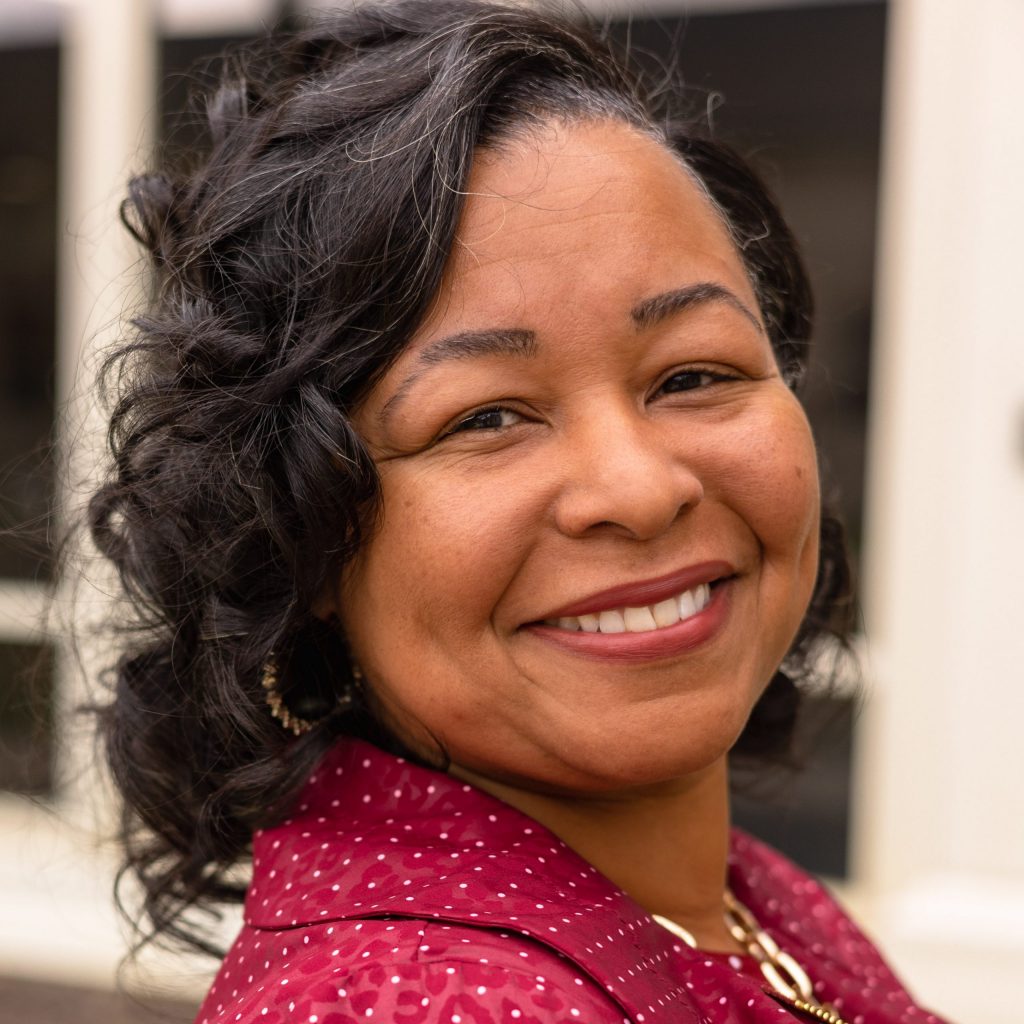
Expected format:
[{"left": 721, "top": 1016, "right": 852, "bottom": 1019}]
[{"left": 856, "top": 1, "right": 1024, "bottom": 1021}]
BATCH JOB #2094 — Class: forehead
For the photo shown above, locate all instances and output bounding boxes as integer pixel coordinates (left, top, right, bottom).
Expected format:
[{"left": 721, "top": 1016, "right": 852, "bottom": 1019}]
[{"left": 411, "top": 119, "right": 755, "bottom": 340}]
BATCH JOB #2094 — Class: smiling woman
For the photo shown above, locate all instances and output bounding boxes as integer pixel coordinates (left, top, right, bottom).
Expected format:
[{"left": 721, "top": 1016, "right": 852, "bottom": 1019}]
[{"left": 86, "top": 2, "right": 948, "bottom": 1023}]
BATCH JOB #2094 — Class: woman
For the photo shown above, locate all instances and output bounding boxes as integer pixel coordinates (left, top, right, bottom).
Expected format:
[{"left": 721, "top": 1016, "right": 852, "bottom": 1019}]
[{"left": 89, "top": 2, "right": 949, "bottom": 1022}]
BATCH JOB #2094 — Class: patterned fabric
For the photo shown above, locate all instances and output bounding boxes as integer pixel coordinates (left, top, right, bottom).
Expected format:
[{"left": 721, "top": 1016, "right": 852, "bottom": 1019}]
[{"left": 196, "top": 739, "right": 950, "bottom": 1024}]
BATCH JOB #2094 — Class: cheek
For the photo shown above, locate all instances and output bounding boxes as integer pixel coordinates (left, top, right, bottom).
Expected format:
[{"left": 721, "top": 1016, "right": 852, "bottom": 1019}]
[
  {"left": 747, "top": 403, "right": 821, "bottom": 638},
  {"left": 694, "top": 396, "right": 821, "bottom": 648},
  {"left": 723, "top": 399, "right": 820, "bottom": 553},
  {"left": 341, "top": 460, "right": 540, "bottom": 639},
  {"left": 336, "top": 461, "right": 548, "bottom": 758}
]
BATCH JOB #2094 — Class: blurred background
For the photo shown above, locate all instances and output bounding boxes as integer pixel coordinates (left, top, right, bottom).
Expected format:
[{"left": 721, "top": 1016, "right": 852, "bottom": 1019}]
[{"left": 0, "top": 0, "right": 1020, "bottom": 1021}]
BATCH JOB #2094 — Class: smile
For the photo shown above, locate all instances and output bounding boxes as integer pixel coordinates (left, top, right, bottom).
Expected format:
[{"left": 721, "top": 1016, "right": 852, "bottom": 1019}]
[
  {"left": 544, "top": 582, "right": 712, "bottom": 633},
  {"left": 524, "top": 562, "right": 734, "bottom": 663}
]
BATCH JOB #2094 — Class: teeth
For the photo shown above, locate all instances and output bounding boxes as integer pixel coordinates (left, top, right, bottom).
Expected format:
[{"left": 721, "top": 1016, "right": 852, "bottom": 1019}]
[
  {"left": 598, "top": 610, "right": 626, "bottom": 633},
  {"left": 546, "top": 583, "right": 715, "bottom": 634},
  {"left": 651, "top": 597, "right": 681, "bottom": 628},
  {"left": 623, "top": 606, "right": 657, "bottom": 632}
]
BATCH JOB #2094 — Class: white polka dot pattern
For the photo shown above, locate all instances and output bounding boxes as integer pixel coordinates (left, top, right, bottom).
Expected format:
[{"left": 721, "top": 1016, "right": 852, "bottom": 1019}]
[{"left": 194, "top": 739, "right": 952, "bottom": 1024}]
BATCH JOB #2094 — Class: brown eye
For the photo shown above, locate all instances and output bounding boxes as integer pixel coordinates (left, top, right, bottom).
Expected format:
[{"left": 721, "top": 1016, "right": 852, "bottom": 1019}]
[
  {"left": 658, "top": 369, "right": 733, "bottom": 395},
  {"left": 446, "top": 406, "right": 522, "bottom": 436}
]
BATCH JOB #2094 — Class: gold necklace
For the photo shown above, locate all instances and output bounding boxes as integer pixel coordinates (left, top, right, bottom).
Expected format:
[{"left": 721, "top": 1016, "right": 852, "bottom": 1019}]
[{"left": 653, "top": 890, "right": 850, "bottom": 1024}]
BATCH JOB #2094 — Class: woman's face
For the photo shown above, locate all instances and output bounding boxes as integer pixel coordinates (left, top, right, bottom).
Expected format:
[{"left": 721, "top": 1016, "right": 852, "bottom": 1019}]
[{"left": 331, "top": 119, "right": 819, "bottom": 796}]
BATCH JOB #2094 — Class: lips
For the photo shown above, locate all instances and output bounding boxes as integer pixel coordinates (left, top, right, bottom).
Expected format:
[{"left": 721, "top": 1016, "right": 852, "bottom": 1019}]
[
  {"left": 533, "top": 560, "right": 735, "bottom": 622},
  {"left": 522, "top": 561, "right": 736, "bottom": 663},
  {"left": 547, "top": 581, "right": 712, "bottom": 634}
]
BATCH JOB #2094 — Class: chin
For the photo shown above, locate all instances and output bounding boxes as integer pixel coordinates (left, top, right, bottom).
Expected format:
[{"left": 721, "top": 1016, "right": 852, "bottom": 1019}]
[{"left": 528, "top": 719, "right": 745, "bottom": 796}]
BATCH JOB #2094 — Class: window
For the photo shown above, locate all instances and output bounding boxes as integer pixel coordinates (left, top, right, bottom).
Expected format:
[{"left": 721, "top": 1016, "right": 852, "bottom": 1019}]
[{"left": 0, "top": 39, "right": 58, "bottom": 795}]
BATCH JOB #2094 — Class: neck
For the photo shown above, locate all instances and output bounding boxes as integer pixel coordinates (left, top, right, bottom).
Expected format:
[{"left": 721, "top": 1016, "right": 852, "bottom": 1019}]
[{"left": 451, "top": 755, "right": 743, "bottom": 953}]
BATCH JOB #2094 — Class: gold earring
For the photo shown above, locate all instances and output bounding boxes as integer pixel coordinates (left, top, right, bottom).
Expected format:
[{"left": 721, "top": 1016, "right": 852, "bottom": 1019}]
[{"left": 260, "top": 656, "right": 360, "bottom": 736}]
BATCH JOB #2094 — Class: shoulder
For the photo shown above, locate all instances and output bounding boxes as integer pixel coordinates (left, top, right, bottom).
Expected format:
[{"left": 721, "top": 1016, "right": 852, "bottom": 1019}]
[{"left": 196, "top": 918, "right": 626, "bottom": 1024}]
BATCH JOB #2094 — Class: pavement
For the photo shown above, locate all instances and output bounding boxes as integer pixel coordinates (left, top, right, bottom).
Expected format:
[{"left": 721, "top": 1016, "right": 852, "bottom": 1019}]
[{"left": 0, "top": 976, "right": 198, "bottom": 1024}]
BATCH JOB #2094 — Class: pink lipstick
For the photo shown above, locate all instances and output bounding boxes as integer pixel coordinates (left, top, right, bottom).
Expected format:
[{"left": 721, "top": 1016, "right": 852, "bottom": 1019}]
[{"left": 523, "top": 561, "right": 735, "bottom": 663}]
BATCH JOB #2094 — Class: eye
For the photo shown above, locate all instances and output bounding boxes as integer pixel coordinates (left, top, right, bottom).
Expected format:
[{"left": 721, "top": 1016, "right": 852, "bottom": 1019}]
[
  {"left": 657, "top": 368, "right": 735, "bottom": 395},
  {"left": 444, "top": 405, "right": 524, "bottom": 437}
]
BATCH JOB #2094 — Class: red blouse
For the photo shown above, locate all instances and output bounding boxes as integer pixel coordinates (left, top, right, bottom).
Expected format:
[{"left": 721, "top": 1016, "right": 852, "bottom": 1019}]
[{"left": 195, "top": 739, "right": 950, "bottom": 1024}]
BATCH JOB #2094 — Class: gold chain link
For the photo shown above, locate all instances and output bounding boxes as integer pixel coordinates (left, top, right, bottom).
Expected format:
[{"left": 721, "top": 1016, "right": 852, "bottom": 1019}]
[
  {"left": 723, "top": 889, "right": 850, "bottom": 1024},
  {"left": 651, "top": 891, "right": 850, "bottom": 1024}
]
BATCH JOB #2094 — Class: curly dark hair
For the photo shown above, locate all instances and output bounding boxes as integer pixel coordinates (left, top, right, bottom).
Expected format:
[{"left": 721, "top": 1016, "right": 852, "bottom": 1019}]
[{"left": 87, "top": 0, "right": 854, "bottom": 957}]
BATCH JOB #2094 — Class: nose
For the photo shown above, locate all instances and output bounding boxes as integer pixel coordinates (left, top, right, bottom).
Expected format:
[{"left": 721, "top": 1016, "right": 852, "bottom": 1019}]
[{"left": 551, "top": 407, "right": 704, "bottom": 541}]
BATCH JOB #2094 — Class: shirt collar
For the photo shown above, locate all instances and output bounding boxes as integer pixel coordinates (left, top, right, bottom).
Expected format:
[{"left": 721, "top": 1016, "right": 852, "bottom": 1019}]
[{"left": 247, "top": 738, "right": 710, "bottom": 1020}]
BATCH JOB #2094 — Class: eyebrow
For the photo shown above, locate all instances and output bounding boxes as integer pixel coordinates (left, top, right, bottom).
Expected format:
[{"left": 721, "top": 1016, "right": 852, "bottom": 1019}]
[
  {"left": 630, "top": 282, "right": 763, "bottom": 333},
  {"left": 417, "top": 327, "right": 538, "bottom": 365},
  {"left": 380, "top": 328, "right": 536, "bottom": 424},
  {"left": 378, "top": 282, "right": 762, "bottom": 424}
]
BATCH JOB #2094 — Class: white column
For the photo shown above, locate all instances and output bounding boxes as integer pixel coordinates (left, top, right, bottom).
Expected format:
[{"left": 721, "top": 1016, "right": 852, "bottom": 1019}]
[
  {"left": 56, "top": 0, "right": 155, "bottom": 819},
  {"left": 58, "top": 0, "right": 156, "bottom": 390},
  {"left": 857, "top": 2, "right": 1024, "bottom": 1022}
]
